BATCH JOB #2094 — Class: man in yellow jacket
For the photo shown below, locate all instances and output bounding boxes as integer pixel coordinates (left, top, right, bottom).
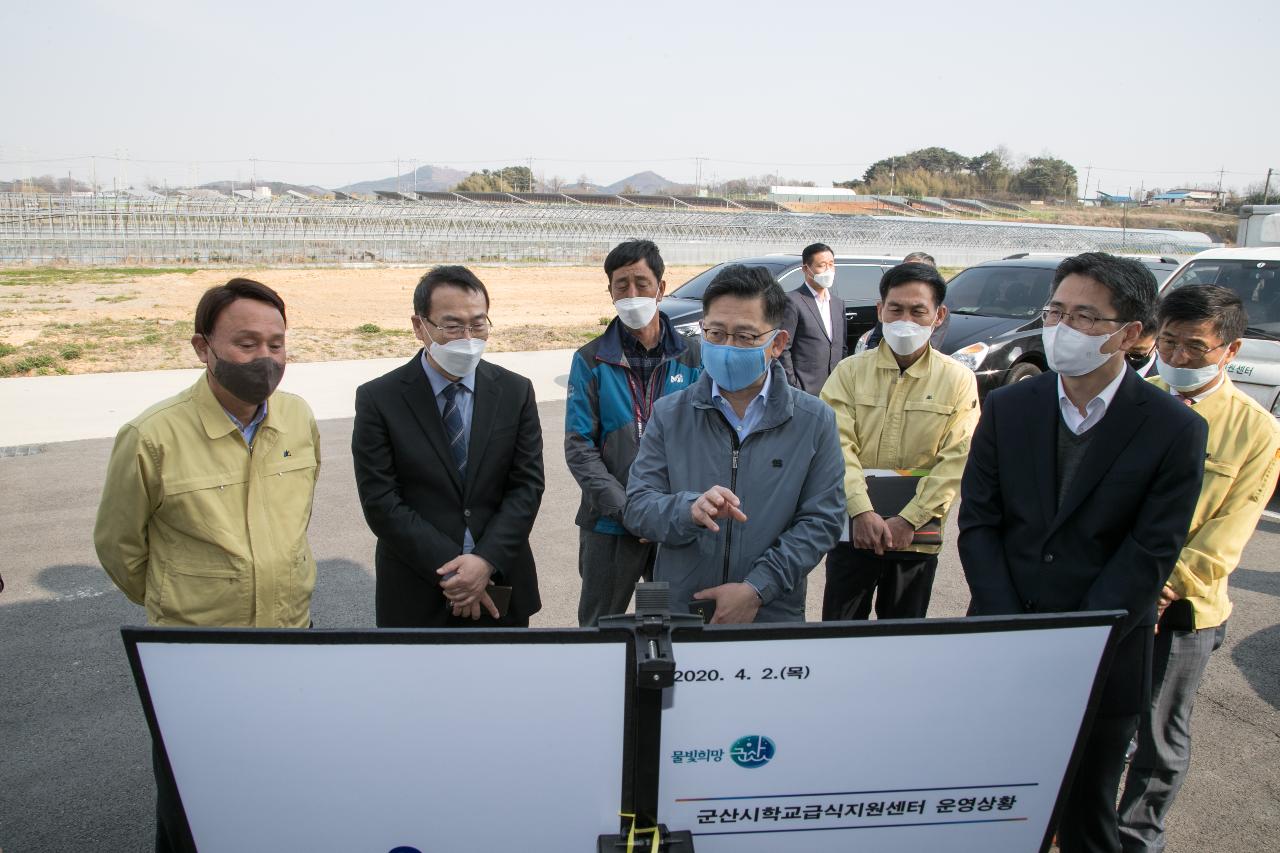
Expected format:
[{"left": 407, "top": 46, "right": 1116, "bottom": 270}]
[
  {"left": 820, "top": 262, "right": 979, "bottom": 620},
  {"left": 94, "top": 278, "right": 320, "bottom": 852},
  {"left": 1118, "top": 285, "right": 1280, "bottom": 852}
]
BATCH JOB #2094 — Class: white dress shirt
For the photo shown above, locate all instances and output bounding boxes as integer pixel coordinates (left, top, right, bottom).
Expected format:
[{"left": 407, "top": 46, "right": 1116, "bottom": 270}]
[
  {"left": 805, "top": 281, "right": 833, "bottom": 340},
  {"left": 1057, "top": 365, "right": 1126, "bottom": 435}
]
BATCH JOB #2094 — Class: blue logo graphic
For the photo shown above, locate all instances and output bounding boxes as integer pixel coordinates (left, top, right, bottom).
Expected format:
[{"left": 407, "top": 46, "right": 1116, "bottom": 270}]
[{"left": 730, "top": 735, "right": 776, "bottom": 768}]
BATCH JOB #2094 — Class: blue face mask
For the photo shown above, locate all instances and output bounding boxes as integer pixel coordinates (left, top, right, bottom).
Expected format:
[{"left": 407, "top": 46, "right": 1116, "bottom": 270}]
[{"left": 701, "top": 333, "right": 778, "bottom": 392}]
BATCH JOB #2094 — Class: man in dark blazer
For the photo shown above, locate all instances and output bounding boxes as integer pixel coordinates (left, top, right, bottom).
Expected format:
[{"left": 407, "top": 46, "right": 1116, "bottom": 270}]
[
  {"left": 779, "top": 242, "right": 845, "bottom": 393},
  {"left": 959, "top": 253, "right": 1207, "bottom": 853},
  {"left": 353, "top": 266, "right": 545, "bottom": 627}
]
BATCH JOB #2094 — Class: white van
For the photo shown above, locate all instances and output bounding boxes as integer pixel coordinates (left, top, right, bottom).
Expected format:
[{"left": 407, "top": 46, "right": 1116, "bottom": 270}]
[{"left": 1158, "top": 246, "right": 1280, "bottom": 416}]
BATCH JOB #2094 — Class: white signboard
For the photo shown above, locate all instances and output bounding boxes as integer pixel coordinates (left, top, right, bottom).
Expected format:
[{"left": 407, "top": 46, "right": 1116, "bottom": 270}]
[
  {"left": 131, "top": 634, "right": 628, "bottom": 853},
  {"left": 658, "top": 622, "right": 1112, "bottom": 853}
]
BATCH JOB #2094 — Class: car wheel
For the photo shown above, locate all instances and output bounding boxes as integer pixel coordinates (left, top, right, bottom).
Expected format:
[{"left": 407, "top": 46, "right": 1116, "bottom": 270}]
[{"left": 1005, "top": 362, "right": 1042, "bottom": 384}]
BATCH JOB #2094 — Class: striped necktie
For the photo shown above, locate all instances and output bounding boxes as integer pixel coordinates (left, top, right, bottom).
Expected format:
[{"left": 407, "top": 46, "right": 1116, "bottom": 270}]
[{"left": 441, "top": 382, "right": 468, "bottom": 480}]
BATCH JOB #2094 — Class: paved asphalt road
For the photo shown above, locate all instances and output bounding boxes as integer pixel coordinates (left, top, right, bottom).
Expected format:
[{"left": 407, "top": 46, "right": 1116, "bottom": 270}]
[{"left": 2, "top": 401, "right": 1278, "bottom": 851}]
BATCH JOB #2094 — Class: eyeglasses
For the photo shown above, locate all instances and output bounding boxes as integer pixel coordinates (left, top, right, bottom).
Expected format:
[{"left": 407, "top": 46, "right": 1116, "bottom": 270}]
[
  {"left": 422, "top": 317, "right": 492, "bottom": 338},
  {"left": 1155, "top": 336, "right": 1226, "bottom": 359},
  {"left": 700, "top": 323, "right": 778, "bottom": 347},
  {"left": 1040, "top": 307, "right": 1125, "bottom": 333}
]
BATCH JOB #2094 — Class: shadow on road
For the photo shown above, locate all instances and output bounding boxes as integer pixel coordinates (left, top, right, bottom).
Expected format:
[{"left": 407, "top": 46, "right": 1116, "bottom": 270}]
[
  {"left": 1231, "top": 622, "right": 1280, "bottom": 714},
  {"left": 1230, "top": 568, "right": 1280, "bottom": 599}
]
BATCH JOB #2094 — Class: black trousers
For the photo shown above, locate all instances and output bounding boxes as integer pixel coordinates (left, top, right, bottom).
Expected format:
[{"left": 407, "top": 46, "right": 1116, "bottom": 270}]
[
  {"left": 153, "top": 741, "right": 188, "bottom": 853},
  {"left": 822, "top": 543, "right": 938, "bottom": 621},
  {"left": 1057, "top": 712, "right": 1141, "bottom": 853}
]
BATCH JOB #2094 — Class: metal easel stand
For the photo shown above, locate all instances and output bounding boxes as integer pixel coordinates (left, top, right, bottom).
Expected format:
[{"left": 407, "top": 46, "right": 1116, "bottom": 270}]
[{"left": 597, "top": 583, "right": 703, "bottom": 853}]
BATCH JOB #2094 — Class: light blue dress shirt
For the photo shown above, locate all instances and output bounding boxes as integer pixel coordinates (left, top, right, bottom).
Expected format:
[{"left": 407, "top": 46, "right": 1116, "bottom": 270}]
[
  {"left": 711, "top": 368, "right": 773, "bottom": 441},
  {"left": 223, "top": 402, "right": 268, "bottom": 448},
  {"left": 422, "top": 352, "right": 477, "bottom": 553}
]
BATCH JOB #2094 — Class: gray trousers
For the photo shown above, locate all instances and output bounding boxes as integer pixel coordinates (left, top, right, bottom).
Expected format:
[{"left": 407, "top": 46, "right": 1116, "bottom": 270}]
[
  {"left": 1117, "top": 622, "right": 1227, "bottom": 853},
  {"left": 577, "top": 527, "right": 656, "bottom": 627}
]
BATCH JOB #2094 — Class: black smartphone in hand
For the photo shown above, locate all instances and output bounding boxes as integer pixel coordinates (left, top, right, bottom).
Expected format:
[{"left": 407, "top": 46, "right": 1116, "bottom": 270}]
[{"left": 688, "top": 599, "right": 716, "bottom": 623}]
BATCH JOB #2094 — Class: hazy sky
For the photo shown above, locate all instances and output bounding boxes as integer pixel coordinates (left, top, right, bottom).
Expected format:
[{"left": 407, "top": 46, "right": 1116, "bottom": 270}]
[{"left": 2, "top": 0, "right": 1276, "bottom": 194}]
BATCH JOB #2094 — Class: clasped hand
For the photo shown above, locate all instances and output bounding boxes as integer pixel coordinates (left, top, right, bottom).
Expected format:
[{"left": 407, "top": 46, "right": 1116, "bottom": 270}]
[{"left": 437, "top": 553, "right": 500, "bottom": 620}]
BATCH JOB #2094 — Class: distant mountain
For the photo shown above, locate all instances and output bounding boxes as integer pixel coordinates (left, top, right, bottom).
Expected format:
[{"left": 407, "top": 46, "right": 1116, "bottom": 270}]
[
  {"left": 339, "top": 165, "right": 470, "bottom": 194},
  {"left": 562, "top": 171, "right": 683, "bottom": 195},
  {"left": 199, "top": 180, "right": 328, "bottom": 196},
  {"left": 603, "top": 171, "right": 681, "bottom": 194}
]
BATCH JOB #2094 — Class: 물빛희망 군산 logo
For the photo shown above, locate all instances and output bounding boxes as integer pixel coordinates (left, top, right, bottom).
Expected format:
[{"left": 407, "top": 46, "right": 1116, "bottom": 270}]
[{"left": 730, "top": 735, "right": 776, "bottom": 768}]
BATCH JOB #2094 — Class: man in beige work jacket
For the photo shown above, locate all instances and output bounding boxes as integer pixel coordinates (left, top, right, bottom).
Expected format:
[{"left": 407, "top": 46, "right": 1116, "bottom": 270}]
[
  {"left": 94, "top": 277, "right": 320, "bottom": 852},
  {"left": 820, "top": 262, "right": 979, "bottom": 620}
]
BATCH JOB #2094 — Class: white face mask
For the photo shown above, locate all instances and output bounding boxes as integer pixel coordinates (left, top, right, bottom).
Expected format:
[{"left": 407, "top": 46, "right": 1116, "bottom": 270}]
[
  {"left": 811, "top": 270, "right": 835, "bottom": 289},
  {"left": 614, "top": 296, "right": 658, "bottom": 330},
  {"left": 1155, "top": 352, "right": 1225, "bottom": 392},
  {"left": 1042, "top": 321, "right": 1128, "bottom": 377},
  {"left": 882, "top": 319, "right": 934, "bottom": 356},
  {"left": 429, "top": 337, "right": 486, "bottom": 377}
]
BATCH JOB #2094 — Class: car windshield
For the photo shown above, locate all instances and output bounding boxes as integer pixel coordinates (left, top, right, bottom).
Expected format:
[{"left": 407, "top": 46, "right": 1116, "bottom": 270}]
[
  {"left": 668, "top": 260, "right": 793, "bottom": 299},
  {"left": 944, "top": 266, "right": 1056, "bottom": 320},
  {"left": 1163, "top": 259, "right": 1280, "bottom": 338},
  {"left": 777, "top": 264, "right": 888, "bottom": 303}
]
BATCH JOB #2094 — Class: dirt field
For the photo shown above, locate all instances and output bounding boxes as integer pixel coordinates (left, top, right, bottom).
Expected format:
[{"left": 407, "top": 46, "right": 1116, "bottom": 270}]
[{"left": 0, "top": 265, "right": 704, "bottom": 376}]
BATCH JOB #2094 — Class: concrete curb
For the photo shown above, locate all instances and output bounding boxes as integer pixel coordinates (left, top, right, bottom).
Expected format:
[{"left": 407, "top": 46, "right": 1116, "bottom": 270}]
[{"left": 0, "top": 348, "right": 576, "bottom": 446}]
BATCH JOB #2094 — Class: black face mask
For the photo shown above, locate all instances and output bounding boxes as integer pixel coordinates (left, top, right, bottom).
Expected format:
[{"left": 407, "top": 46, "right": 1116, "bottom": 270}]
[
  {"left": 1125, "top": 348, "right": 1155, "bottom": 371},
  {"left": 203, "top": 337, "right": 285, "bottom": 406}
]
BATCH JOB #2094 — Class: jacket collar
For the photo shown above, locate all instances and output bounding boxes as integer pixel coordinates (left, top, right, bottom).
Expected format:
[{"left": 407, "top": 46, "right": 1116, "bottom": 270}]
[
  {"left": 690, "top": 359, "right": 795, "bottom": 432},
  {"left": 874, "top": 338, "right": 935, "bottom": 379},
  {"left": 193, "top": 372, "right": 285, "bottom": 439},
  {"left": 594, "top": 313, "right": 688, "bottom": 366}
]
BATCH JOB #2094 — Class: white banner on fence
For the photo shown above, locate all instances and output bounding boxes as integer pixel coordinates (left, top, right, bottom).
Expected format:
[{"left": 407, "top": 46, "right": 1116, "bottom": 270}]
[{"left": 658, "top": 624, "right": 1111, "bottom": 853}]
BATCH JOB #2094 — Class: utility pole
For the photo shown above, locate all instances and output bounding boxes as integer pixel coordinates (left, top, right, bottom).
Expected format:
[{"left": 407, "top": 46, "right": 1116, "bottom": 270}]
[
  {"left": 694, "top": 157, "right": 703, "bottom": 194},
  {"left": 412, "top": 159, "right": 418, "bottom": 194},
  {"left": 1216, "top": 166, "right": 1225, "bottom": 210},
  {"left": 396, "top": 157, "right": 401, "bottom": 194},
  {"left": 1082, "top": 165, "right": 1092, "bottom": 202},
  {"left": 1263, "top": 168, "right": 1273, "bottom": 205},
  {"left": 527, "top": 156, "right": 534, "bottom": 191}
]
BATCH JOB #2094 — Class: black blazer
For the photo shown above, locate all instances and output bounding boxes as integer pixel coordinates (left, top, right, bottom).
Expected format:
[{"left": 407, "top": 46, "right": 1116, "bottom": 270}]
[
  {"left": 958, "top": 368, "right": 1207, "bottom": 714},
  {"left": 779, "top": 284, "right": 846, "bottom": 394},
  {"left": 352, "top": 353, "right": 545, "bottom": 626}
]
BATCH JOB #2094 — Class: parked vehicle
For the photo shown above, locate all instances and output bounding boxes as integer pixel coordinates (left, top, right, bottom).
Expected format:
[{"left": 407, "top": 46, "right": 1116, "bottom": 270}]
[
  {"left": 898, "top": 254, "right": 1179, "bottom": 399},
  {"left": 659, "top": 254, "right": 902, "bottom": 353}
]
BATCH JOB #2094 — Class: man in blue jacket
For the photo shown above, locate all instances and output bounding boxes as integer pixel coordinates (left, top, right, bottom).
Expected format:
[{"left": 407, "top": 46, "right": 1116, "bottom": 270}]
[
  {"left": 566, "top": 240, "right": 702, "bottom": 626},
  {"left": 624, "top": 264, "right": 846, "bottom": 623}
]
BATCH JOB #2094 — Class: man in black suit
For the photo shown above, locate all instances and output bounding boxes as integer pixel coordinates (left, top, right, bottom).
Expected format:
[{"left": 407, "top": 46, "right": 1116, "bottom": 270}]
[
  {"left": 958, "top": 253, "right": 1207, "bottom": 853},
  {"left": 353, "top": 266, "right": 545, "bottom": 627},
  {"left": 779, "top": 242, "right": 845, "bottom": 393}
]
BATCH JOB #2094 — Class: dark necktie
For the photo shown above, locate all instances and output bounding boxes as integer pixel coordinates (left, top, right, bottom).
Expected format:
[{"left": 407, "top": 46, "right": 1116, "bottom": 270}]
[{"left": 441, "top": 382, "right": 468, "bottom": 480}]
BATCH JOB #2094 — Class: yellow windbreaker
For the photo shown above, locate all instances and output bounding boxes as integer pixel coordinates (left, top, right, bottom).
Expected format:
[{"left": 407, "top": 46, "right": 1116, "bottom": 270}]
[
  {"left": 94, "top": 375, "right": 321, "bottom": 627},
  {"left": 1150, "top": 374, "right": 1280, "bottom": 628},
  {"left": 820, "top": 342, "right": 980, "bottom": 554}
]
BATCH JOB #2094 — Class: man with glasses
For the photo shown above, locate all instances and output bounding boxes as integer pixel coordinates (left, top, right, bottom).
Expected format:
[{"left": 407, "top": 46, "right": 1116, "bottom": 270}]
[
  {"left": 566, "top": 240, "right": 702, "bottom": 626},
  {"left": 353, "top": 266, "right": 545, "bottom": 627},
  {"left": 1118, "top": 285, "right": 1280, "bottom": 853},
  {"left": 624, "top": 264, "right": 845, "bottom": 623},
  {"left": 959, "top": 252, "right": 1207, "bottom": 853},
  {"left": 819, "top": 262, "right": 979, "bottom": 621}
]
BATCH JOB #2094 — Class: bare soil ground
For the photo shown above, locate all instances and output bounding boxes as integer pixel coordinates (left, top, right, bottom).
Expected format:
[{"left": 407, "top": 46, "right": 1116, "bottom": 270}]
[{"left": 0, "top": 265, "right": 703, "bottom": 376}]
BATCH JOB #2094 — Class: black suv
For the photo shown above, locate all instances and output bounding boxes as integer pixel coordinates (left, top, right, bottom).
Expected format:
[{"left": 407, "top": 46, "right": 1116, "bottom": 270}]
[
  {"left": 935, "top": 254, "right": 1179, "bottom": 398},
  {"left": 659, "top": 254, "right": 903, "bottom": 353}
]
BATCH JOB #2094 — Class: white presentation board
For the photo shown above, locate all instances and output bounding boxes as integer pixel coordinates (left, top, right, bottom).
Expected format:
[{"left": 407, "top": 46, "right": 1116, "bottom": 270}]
[
  {"left": 658, "top": 618, "right": 1114, "bottom": 853},
  {"left": 127, "top": 630, "right": 630, "bottom": 853}
]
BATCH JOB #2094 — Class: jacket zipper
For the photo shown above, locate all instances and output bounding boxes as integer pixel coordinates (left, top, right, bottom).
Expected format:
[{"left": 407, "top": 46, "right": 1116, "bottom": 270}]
[{"left": 722, "top": 434, "right": 741, "bottom": 586}]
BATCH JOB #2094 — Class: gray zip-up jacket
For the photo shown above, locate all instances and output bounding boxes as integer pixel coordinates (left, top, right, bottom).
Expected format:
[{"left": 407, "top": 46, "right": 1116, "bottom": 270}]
[{"left": 623, "top": 361, "right": 846, "bottom": 622}]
